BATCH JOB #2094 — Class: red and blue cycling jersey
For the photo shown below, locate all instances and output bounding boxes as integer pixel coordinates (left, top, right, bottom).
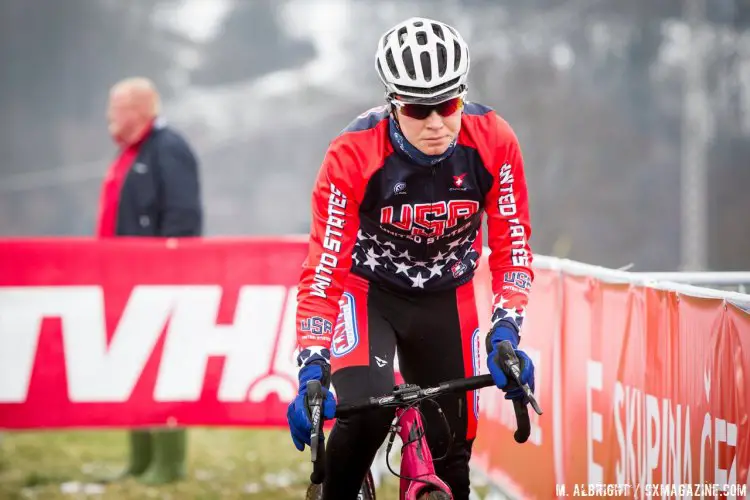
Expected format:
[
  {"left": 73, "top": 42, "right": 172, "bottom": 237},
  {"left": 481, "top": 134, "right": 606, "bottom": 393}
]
[{"left": 296, "top": 102, "right": 534, "bottom": 352}]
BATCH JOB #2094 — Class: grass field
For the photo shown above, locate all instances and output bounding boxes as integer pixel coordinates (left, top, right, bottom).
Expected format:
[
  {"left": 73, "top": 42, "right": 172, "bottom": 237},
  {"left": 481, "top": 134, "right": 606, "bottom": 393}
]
[
  {"left": 0, "top": 429, "right": 493, "bottom": 499},
  {"left": 0, "top": 428, "right": 403, "bottom": 499}
]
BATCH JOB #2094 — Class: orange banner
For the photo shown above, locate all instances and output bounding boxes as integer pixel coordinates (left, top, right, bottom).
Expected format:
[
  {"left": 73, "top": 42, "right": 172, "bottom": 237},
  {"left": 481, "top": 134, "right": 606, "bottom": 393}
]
[{"left": 473, "top": 263, "right": 750, "bottom": 499}]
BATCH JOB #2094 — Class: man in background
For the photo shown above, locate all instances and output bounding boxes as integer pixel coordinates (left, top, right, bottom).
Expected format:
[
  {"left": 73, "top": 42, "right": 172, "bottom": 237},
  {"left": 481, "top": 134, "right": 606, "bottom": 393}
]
[{"left": 97, "top": 77, "right": 203, "bottom": 484}]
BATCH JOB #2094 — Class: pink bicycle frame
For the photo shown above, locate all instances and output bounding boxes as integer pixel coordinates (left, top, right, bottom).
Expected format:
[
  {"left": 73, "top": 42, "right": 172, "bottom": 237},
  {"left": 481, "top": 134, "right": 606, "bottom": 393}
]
[
  {"left": 395, "top": 406, "right": 452, "bottom": 500},
  {"left": 306, "top": 364, "right": 535, "bottom": 499}
]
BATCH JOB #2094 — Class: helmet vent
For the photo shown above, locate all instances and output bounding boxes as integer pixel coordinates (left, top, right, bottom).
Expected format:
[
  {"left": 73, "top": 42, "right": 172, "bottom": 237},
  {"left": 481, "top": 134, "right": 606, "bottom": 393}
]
[
  {"left": 403, "top": 47, "right": 416, "bottom": 79},
  {"left": 432, "top": 23, "right": 445, "bottom": 41},
  {"left": 397, "top": 27, "right": 408, "bottom": 47},
  {"left": 385, "top": 48, "right": 400, "bottom": 79},
  {"left": 437, "top": 44, "right": 447, "bottom": 77},
  {"left": 420, "top": 51, "right": 432, "bottom": 81}
]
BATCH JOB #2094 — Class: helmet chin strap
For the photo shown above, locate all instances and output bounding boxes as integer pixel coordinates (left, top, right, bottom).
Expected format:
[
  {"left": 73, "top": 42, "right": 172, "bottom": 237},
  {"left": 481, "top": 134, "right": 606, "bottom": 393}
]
[{"left": 388, "top": 114, "right": 457, "bottom": 167}]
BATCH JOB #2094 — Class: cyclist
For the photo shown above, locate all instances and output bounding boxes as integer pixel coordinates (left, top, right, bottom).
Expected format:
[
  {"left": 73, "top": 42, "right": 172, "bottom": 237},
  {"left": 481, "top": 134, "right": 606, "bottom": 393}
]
[{"left": 287, "top": 16, "right": 536, "bottom": 500}]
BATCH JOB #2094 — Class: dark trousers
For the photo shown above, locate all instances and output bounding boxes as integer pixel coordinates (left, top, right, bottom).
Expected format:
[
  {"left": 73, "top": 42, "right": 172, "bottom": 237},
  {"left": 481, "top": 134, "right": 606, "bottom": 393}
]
[{"left": 322, "top": 275, "right": 482, "bottom": 500}]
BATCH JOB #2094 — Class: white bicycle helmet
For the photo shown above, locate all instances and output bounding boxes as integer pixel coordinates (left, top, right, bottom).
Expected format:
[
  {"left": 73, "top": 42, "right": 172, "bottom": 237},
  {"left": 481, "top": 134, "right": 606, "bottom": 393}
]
[{"left": 375, "top": 17, "right": 470, "bottom": 104}]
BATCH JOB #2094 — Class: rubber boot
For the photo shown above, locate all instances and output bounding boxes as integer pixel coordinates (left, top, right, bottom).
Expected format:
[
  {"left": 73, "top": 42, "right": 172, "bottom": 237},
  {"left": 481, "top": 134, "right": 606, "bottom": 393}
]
[
  {"left": 94, "top": 429, "right": 152, "bottom": 483},
  {"left": 126, "top": 430, "right": 154, "bottom": 477},
  {"left": 138, "top": 428, "right": 187, "bottom": 485}
]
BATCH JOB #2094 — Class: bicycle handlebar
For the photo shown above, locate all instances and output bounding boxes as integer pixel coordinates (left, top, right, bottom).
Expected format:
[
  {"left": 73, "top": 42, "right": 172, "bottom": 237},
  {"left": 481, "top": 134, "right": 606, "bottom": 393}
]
[
  {"left": 334, "top": 374, "right": 494, "bottom": 417},
  {"left": 305, "top": 339, "right": 543, "bottom": 484}
]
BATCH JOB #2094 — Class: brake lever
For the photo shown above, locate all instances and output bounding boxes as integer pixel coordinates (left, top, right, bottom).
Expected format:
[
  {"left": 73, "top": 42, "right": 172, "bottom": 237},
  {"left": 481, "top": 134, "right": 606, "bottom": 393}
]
[{"left": 498, "top": 340, "right": 543, "bottom": 416}]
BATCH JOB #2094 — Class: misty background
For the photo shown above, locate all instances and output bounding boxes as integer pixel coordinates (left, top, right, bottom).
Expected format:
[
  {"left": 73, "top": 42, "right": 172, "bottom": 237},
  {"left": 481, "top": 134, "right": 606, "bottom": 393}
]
[{"left": 1, "top": 0, "right": 748, "bottom": 272}]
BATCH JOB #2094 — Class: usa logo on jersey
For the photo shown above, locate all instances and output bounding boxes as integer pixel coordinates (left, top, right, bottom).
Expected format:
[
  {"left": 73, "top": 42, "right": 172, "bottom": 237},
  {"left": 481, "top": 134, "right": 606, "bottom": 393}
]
[{"left": 503, "top": 271, "right": 531, "bottom": 290}]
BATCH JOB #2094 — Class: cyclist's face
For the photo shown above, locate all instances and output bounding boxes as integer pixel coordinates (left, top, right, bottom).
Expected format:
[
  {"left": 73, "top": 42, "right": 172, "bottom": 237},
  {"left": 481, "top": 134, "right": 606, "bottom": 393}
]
[{"left": 395, "top": 103, "right": 462, "bottom": 156}]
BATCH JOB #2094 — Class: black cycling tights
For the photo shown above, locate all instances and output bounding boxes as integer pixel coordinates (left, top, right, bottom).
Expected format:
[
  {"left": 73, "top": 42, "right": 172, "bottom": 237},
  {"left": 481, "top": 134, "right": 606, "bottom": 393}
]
[{"left": 321, "top": 274, "right": 482, "bottom": 500}]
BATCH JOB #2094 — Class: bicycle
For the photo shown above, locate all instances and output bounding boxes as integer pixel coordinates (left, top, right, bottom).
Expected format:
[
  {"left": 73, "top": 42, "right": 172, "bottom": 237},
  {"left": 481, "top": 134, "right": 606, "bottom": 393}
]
[{"left": 304, "top": 340, "right": 543, "bottom": 500}]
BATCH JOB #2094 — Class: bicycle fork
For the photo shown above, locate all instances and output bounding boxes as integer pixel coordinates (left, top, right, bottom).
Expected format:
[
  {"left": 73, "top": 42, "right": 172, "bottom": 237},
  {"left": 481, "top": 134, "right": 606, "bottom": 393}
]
[{"left": 390, "top": 406, "right": 452, "bottom": 500}]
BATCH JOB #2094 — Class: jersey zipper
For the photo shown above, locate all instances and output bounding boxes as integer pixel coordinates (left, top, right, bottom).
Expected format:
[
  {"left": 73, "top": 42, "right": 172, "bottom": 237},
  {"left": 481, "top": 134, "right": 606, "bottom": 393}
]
[{"left": 424, "top": 164, "right": 438, "bottom": 261}]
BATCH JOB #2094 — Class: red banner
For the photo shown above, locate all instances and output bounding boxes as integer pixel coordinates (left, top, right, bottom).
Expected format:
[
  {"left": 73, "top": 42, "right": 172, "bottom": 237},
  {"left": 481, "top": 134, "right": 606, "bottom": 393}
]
[
  {"left": 2, "top": 238, "right": 748, "bottom": 496},
  {"left": 472, "top": 265, "right": 750, "bottom": 498},
  {"left": 0, "top": 237, "right": 309, "bottom": 429}
]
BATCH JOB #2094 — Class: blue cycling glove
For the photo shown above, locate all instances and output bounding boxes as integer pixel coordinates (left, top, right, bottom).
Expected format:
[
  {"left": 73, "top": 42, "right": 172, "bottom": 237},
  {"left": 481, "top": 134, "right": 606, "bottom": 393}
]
[
  {"left": 486, "top": 322, "right": 535, "bottom": 400},
  {"left": 286, "top": 347, "right": 337, "bottom": 452}
]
